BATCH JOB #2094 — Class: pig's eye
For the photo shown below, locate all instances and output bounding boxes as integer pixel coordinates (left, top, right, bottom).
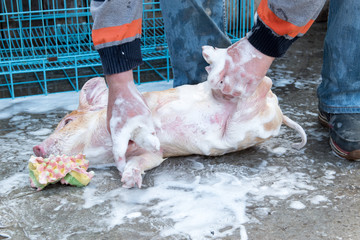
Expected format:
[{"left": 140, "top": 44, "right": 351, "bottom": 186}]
[{"left": 64, "top": 118, "right": 73, "bottom": 126}]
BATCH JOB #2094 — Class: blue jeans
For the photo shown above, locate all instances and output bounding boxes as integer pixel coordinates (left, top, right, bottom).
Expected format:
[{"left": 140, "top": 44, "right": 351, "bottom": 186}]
[
  {"left": 160, "top": 0, "right": 231, "bottom": 87},
  {"left": 317, "top": 0, "right": 360, "bottom": 113}
]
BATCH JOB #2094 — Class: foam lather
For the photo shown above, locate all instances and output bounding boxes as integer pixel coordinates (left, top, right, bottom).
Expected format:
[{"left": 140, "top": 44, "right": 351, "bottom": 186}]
[{"left": 28, "top": 154, "right": 94, "bottom": 190}]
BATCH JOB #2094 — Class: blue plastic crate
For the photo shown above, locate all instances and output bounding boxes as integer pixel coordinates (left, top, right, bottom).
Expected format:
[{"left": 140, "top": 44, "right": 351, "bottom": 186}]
[{"left": 0, "top": 0, "right": 253, "bottom": 99}]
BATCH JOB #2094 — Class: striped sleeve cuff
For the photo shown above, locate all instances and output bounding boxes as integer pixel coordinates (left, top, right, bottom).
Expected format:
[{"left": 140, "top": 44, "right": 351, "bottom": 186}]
[
  {"left": 97, "top": 39, "right": 143, "bottom": 75},
  {"left": 247, "top": 17, "right": 298, "bottom": 58}
]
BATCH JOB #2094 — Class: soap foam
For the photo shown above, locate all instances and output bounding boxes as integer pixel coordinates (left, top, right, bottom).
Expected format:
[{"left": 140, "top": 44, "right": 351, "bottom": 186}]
[
  {"left": 289, "top": 201, "right": 306, "bottom": 210},
  {"left": 309, "top": 195, "right": 328, "bottom": 205},
  {"left": 78, "top": 160, "right": 330, "bottom": 239}
]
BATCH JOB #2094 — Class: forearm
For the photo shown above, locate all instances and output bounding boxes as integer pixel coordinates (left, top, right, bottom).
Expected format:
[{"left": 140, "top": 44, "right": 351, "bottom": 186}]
[
  {"left": 106, "top": 71, "right": 134, "bottom": 87},
  {"left": 90, "top": 0, "right": 143, "bottom": 75},
  {"left": 247, "top": 0, "right": 327, "bottom": 57}
]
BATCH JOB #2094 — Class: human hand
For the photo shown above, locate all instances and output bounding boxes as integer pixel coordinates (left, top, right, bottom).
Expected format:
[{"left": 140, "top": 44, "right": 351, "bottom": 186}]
[
  {"left": 106, "top": 71, "right": 160, "bottom": 173},
  {"left": 202, "top": 38, "right": 274, "bottom": 98}
]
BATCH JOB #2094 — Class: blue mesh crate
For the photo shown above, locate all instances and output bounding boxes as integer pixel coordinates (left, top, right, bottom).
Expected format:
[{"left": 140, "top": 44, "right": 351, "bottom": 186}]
[
  {"left": 0, "top": 0, "right": 170, "bottom": 99},
  {"left": 226, "top": 0, "right": 255, "bottom": 43},
  {"left": 0, "top": 0, "right": 253, "bottom": 99},
  {"left": 1, "top": 0, "right": 99, "bottom": 98}
]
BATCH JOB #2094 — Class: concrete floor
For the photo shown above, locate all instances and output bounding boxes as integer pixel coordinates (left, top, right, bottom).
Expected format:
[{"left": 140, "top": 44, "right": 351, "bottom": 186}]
[{"left": 1, "top": 22, "right": 360, "bottom": 240}]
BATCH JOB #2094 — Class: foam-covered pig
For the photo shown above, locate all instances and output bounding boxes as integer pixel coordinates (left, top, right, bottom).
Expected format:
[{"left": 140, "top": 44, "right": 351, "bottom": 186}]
[{"left": 33, "top": 48, "right": 306, "bottom": 188}]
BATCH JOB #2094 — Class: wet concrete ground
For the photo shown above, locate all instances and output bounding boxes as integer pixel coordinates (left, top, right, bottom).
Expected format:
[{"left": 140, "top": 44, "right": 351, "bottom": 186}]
[{"left": 1, "top": 22, "right": 360, "bottom": 240}]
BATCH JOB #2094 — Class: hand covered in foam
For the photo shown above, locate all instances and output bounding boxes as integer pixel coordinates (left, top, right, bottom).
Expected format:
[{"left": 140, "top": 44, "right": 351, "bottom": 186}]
[
  {"left": 202, "top": 38, "right": 274, "bottom": 98},
  {"left": 106, "top": 71, "right": 160, "bottom": 173},
  {"left": 28, "top": 154, "right": 94, "bottom": 190}
]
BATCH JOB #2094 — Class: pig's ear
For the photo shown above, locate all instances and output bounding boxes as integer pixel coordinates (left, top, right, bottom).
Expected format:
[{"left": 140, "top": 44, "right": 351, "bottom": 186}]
[
  {"left": 202, "top": 45, "right": 216, "bottom": 64},
  {"left": 78, "top": 77, "right": 108, "bottom": 111}
]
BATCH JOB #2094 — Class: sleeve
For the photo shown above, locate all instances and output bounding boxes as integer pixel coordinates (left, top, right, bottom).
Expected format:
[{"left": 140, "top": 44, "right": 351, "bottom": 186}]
[
  {"left": 90, "top": 0, "right": 143, "bottom": 75},
  {"left": 247, "top": 0, "right": 327, "bottom": 57}
]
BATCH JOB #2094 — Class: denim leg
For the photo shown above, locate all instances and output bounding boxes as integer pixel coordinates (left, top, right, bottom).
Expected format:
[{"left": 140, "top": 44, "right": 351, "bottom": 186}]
[
  {"left": 317, "top": 0, "right": 360, "bottom": 113},
  {"left": 160, "top": 0, "right": 232, "bottom": 87}
]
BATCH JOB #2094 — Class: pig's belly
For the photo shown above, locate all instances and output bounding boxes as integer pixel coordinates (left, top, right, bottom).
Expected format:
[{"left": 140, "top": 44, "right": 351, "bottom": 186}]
[
  {"left": 154, "top": 100, "right": 283, "bottom": 158},
  {"left": 157, "top": 116, "right": 226, "bottom": 157},
  {"left": 146, "top": 81, "right": 282, "bottom": 157},
  {"left": 152, "top": 96, "right": 228, "bottom": 157},
  {"left": 156, "top": 114, "right": 278, "bottom": 158},
  {"left": 154, "top": 103, "right": 256, "bottom": 157}
]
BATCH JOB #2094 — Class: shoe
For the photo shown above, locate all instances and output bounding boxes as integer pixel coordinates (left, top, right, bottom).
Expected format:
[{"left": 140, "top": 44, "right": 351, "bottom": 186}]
[
  {"left": 318, "top": 110, "right": 331, "bottom": 128},
  {"left": 318, "top": 110, "right": 360, "bottom": 161}
]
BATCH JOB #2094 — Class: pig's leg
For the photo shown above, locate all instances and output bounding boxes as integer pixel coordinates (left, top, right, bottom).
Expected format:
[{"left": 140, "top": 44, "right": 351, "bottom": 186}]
[{"left": 121, "top": 151, "right": 164, "bottom": 188}]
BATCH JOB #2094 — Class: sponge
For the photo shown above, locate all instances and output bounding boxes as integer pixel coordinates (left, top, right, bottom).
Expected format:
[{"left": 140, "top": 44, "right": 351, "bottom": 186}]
[{"left": 29, "top": 154, "right": 94, "bottom": 190}]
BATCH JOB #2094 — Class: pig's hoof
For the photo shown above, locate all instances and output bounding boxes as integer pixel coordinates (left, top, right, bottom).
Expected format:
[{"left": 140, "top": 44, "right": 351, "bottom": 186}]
[{"left": 121, "top": 168, "right": 143, "bottom": 188}]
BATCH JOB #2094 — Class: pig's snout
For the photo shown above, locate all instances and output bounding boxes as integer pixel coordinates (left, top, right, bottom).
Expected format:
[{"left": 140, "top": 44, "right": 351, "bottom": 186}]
[{"left": 33, "top": 145, "right": 45, "bottom": 157}]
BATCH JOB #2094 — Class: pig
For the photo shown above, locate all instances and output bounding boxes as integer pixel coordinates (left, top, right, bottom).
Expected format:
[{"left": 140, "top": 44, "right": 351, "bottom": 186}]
[{"left": 33, "top": 48, "right": 307, "bottom": 188}]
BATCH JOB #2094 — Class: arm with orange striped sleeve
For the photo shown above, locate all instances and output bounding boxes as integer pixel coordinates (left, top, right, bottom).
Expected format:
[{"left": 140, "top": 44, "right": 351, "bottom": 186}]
[
  {"left": 90, "top": 0, "right": 160, "bottom": 177},
  {"left": 91, "top": 0, "right": 143, "bottom": 75},
  {"left": 204, "top": 0, "right": 326, "bottom": 98},
  {"left": 247, "top": 0, "right": 327, "bottom": 57}
]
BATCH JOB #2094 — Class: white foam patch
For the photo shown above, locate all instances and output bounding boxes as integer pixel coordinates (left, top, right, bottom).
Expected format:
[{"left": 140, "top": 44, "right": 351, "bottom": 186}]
[
  {"left": 144, "top": 173, "right": 249, "bottom": 238},
  {"left": 80, "top": 163, "right": 325, "bottom": 239},
  {"left": 54, "top": 198, "right": 69, "bottom": 211},
  {"left": 269, "top": 146, "right": 287, "bottom": 155},
  {"left": 289, "top": 201, "right": 306, "bottom": 210},
  {"left": 188, "top": 158, "right": 205, "bottom": 170},
  {"left": 0, "top": 173, "right": 29, "bottom": 195},
  {"left": 0, "top": 92, "right": 79, "bottom": 119},
  {"left": 9, "top": 115, "right": 30, "bottom": 122},
  {"left": 324, "top": 170, "right": 336, "bottom": 180},
  {"left": 126, "top": 211, "right": 142, "bottom": 219},
  {"left": 309, "top": 195, "right": 328, "bottom": 205},
  {"left": 28, "top": 128, "right": 53, "bottom": 136},
  {"left": 254, "top": 207, "right": 271, "bottom": 217},
  {"left": 82, "top": 184, "right": 106, "bottom": 209},
  {"left": 273, "top": 77, "right": 295, "bottom": 88}
]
